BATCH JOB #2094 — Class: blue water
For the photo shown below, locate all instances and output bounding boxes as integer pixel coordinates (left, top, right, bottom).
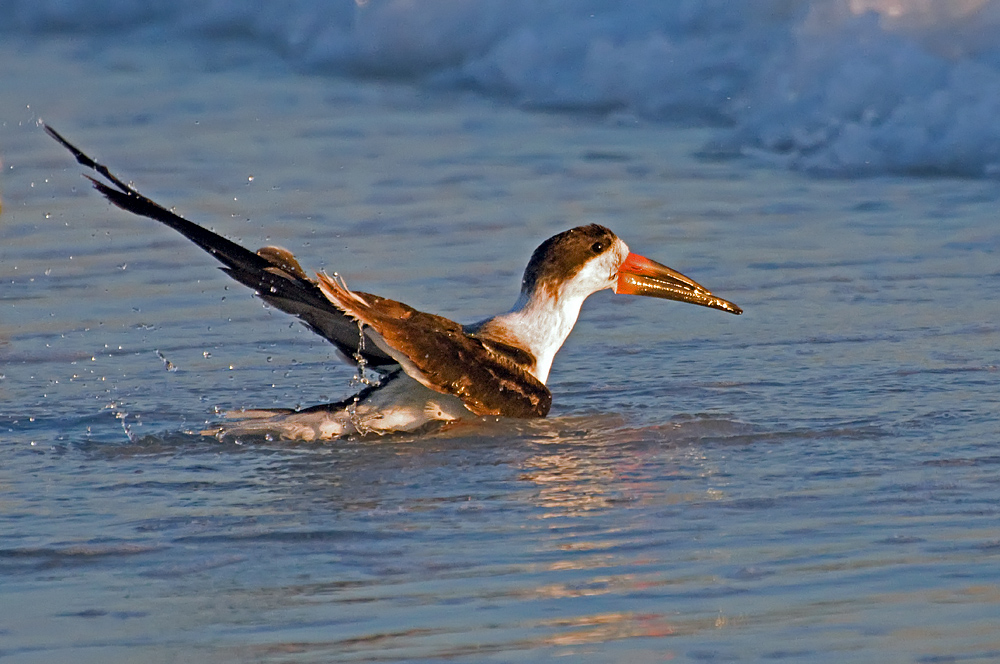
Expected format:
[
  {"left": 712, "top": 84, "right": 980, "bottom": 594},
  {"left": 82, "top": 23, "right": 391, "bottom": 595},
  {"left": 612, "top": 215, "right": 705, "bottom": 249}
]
[
  {"left": 3, "top": 8, "right": 1000, "bottom": 662},
  {"left": 6, "top": 0, "right": 1000, "bottom": 178}
]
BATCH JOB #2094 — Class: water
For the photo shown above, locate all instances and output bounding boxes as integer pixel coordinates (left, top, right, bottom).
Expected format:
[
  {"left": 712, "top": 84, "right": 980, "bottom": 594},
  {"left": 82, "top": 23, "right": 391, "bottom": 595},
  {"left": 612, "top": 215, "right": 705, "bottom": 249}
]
[
  {"left": 3, "top": 24, "right": 1000, "bottom": 664},
  {"left": 6, "top": 0, "right": 1000, "bottom": 178}
]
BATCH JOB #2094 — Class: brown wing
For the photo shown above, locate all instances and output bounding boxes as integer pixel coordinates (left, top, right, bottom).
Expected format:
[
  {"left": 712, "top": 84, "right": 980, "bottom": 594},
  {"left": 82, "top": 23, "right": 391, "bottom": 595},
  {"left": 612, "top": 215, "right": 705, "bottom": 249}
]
[{"left": 316, "top": 273, "right": 551, "bottom": 418}]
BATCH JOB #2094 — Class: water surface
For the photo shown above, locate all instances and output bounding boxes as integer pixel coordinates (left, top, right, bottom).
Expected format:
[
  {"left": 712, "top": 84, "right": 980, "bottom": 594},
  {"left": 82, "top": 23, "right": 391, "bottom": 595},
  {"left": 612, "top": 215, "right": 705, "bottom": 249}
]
[{"left": 2, "top": 36, "right": 1000, "bottom": 663}]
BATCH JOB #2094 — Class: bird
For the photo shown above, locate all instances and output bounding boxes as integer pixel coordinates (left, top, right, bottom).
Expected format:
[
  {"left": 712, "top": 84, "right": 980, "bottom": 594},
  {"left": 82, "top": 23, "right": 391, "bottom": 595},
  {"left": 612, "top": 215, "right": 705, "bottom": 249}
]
[{"left": 45, "top": 124, "right": 741, "bottom": 440}]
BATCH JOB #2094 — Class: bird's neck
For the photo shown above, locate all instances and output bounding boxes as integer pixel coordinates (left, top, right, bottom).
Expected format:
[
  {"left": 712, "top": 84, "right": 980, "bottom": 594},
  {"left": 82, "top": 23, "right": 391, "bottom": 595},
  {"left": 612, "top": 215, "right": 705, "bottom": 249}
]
[{"left": 476, "top": 287, "right": 587, "bottom": 384}]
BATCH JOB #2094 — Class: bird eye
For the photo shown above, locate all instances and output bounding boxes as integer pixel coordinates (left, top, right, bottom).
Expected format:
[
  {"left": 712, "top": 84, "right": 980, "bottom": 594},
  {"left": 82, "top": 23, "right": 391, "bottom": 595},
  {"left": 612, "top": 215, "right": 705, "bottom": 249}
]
[{"left": 591, "top": 241, "right": 605, "bottom": 253}]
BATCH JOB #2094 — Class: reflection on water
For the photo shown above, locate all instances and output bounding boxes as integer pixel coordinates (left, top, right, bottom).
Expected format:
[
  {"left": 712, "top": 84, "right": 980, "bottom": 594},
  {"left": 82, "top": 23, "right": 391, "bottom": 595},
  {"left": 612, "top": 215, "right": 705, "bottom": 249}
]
[
  {"left": 6, "top": 406, "right": 1000, "bottom": 661},
  {"left": 519, "top": 421, "right": 727, "bottom": 521}
]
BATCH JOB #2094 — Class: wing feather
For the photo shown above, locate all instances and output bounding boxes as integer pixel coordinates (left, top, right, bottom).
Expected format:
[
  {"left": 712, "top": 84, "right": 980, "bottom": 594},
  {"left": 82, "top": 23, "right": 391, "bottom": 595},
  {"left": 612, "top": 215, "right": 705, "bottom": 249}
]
[
  {"left": 44, "top": 124, "right": 395, "bottom": 368},
  {"left": 316, "top": 272, "right": 551, "bottom": 418}
]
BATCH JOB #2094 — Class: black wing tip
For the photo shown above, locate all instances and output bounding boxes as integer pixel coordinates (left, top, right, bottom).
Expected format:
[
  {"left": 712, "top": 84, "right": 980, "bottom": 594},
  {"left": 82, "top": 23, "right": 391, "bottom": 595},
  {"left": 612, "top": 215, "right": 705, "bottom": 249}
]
[
  {"left": 42, "top": 122, "right": 91, "bottom": 168},
  {"left": 40, "top": 120, "right": 61, "bottom": 143},
  {"left": 44, "top": 122, "right": 136, "bottom": 198},
  {"left": 85, "top": 175, "right": 132, "bottom": 210},
  {"left": 44, "top": 123, "right": 397, "bottom": 368}
]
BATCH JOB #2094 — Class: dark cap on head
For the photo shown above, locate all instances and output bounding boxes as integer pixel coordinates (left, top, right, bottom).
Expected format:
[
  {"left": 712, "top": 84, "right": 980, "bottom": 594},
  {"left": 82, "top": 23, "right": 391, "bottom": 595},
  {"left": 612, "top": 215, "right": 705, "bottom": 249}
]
[{"left": 521, "top": 224, "right": 618, "bottom": 296}]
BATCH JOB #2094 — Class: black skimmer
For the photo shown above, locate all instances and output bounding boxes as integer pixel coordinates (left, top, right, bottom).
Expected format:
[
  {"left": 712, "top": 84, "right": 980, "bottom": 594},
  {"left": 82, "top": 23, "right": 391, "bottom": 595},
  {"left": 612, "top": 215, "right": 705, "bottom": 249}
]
[{"left": 46, "top": 125, "right": 741, "bottom": 440}]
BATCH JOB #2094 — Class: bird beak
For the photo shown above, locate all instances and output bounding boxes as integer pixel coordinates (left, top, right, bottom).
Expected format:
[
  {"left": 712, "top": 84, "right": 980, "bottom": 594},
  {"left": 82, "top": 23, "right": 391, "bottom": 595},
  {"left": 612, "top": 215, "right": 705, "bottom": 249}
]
[{"left": 614, "top": 253, "right": 742, "bottom": 315}]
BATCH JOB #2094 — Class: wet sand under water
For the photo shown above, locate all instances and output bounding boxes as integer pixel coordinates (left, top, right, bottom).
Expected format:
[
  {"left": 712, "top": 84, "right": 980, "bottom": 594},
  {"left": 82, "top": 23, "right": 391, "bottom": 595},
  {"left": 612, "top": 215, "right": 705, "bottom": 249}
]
[{"left": 2, "top": 35, "right": 1000, "bottom": 663}]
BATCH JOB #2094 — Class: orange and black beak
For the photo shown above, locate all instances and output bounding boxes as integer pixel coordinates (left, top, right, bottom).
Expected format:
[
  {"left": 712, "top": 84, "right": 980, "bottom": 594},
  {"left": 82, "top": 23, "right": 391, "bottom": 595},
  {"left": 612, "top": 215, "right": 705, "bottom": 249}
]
[{"left": 614, "top": 253, "right": 742, "bottom": 315}]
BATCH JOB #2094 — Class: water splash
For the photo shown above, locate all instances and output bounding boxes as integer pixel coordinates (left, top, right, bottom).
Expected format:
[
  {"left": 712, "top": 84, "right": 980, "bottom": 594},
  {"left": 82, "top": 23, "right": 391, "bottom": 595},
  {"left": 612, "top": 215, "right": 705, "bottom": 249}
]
[
  {"left": 155, "top": 350, "right": 177, "bottom": 372},
  {"left": 105, "top": 402, "right": 138, "bottom": 443}
]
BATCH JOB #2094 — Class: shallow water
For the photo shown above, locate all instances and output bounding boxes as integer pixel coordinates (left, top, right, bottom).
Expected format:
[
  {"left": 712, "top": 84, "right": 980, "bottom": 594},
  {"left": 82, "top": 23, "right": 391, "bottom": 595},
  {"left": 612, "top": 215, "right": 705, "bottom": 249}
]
[{"left": 3, "top": 36, "right": 1000, "bottom": 663}]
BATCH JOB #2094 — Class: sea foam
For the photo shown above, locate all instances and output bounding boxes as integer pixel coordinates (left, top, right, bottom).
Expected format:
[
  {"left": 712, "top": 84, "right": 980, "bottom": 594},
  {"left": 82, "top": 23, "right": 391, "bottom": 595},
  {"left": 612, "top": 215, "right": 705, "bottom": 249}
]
[{"left": 9, "top": 0, "right": 1000, "bottom": 177}]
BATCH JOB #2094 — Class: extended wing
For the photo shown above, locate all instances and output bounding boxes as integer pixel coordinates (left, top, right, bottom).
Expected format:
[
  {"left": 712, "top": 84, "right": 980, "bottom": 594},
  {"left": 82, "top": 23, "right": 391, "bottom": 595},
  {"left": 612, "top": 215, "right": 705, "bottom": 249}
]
[
  {"left": 44, "top": 124, "right": 396, "bottom": 368},
  {"left": 316, "top": 272, "right": 551, "bottom": 418}
]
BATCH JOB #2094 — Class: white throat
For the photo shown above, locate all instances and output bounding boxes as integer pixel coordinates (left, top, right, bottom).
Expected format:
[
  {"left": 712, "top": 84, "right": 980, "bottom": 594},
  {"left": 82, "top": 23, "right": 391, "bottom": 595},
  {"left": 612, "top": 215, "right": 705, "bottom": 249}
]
[
  {"left": 489, "top": 288, "right": 590, "bottom": 384},
  {"left": 471, "top": 236, "right": 629, "bottom": 384}
]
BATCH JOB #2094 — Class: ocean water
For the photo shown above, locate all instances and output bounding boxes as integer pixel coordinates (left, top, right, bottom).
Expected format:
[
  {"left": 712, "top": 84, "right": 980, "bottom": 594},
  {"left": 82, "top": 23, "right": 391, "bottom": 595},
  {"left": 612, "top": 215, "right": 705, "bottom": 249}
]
[
  {"left": 6, "top": 0, "right": 1000, "bottom": 177},
  {"left": 2, "top": 3, "right": 1000, "bottom": 662}
]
